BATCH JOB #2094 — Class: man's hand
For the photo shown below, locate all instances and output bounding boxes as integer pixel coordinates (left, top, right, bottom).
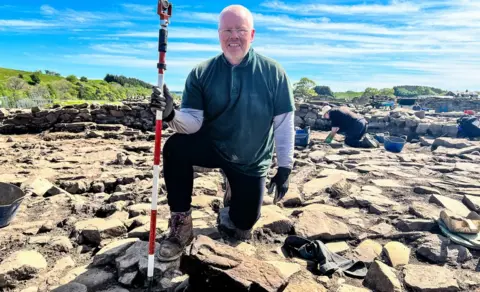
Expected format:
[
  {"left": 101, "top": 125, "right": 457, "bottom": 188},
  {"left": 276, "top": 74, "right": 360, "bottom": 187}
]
[
  {"left": 150, "top": 84, "right": 175, "bottom": 121},
  {"left": 331, "top": 127, "right": 340, "bottom": 133},
  {"left": 267, "top": 167, "right": 292, "bottom": 204}
]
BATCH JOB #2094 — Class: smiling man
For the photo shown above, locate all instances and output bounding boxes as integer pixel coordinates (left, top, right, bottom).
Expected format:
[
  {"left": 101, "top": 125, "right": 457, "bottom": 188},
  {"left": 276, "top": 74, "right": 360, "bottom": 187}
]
[{"left": 150, "top": 4, "right": 295, "bottom": 262}]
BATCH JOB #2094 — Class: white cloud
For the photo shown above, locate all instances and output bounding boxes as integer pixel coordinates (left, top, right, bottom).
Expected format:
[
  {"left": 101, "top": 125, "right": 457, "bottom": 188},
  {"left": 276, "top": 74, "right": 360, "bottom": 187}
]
[
  {"left": 0, "top": 19, "right": 55, "bottom": 28},
  {"left": 40, "top": 4, "right": 57, "bottom": 15},
  {"left": 121, "top": 4, "right": 154, "bottom": 14},
  {"left": 260, "top": 0, "right": 421, "bottom": 15},
  {"left": 90, "top": 41, "right": 221, "bottom": 55},
  {"left": 111, "top": 27, "right": 219, "bottom": 39},
  {"left": 62, "top": 53, "right": 206, "bottom": 70}
]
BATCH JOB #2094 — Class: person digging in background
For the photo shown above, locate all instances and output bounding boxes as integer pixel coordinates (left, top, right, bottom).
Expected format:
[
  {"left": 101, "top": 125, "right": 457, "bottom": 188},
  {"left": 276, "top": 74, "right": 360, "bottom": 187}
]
[
  {"left": 322, "top": 106, "right": 378, "bottom": 148},
  {"left": 149, "top": 4, "right": 295, "bottom": 262}
]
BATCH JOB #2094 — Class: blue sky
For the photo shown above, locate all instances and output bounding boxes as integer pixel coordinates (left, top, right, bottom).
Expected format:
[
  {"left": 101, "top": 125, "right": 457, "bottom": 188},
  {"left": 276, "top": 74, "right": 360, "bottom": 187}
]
[{"left": 0, "top": 0, "right": 479, "bottom": 92}]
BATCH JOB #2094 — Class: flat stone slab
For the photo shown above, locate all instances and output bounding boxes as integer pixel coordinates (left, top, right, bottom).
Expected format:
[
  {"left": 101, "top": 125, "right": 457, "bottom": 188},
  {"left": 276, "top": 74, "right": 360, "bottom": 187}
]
[
  {"left": 302, "top": 174, "right": 346, "bottom": 198},
  {"left": 416, "top": 234, "right": 472, "bottom": 265},
  {"left": 395, "top": 218, "right": 436, "bottom": 232},
  {"left": 414, "top": 186, "right": 441, "bottom": 195},
  {"left": 181, "top": 235, "right": 289, "bottom": 291},
  {"left": 371, "top": 179, "right": 409, "bottom": 188},
  {"left": 409, "top": 201, "right": 443, "bottom": 220},
  {"left": 454, "top": 162, "right": 480, "bottom": 173},
  {"left": 293, "top": 206, "right": 351, "bottom": 241},
  {"left": 353, "top": 239, "right": 383, "bottom": 263},
  {"left": 0, "top": 250, "right": 47, "bottom": 288},
  {"left": 353, "top": 191, "right": 399, "bottom": 208},
  {"left": 308, "top": 150, "right": 326, "bottom": 162},
  {"left": 73, "top": 218, "right": 127, "bottom": 245},
  {"left": 463, "top": 195, "right": 480, "bottom": 212},
  {"left": 299, "top": 203, "right": 359, "bottom": 219},
  {"left": 318, "top": 168, "right": 359, "bottom": 181},
  {"left": 403, "top": 264, "right": 460, "bottom": 292},
  {"left": 337, "top": 284, "right": 370, "bottom": 292},
  {"left": 429, "top": 194, "right": 471, "bottom": 217}
]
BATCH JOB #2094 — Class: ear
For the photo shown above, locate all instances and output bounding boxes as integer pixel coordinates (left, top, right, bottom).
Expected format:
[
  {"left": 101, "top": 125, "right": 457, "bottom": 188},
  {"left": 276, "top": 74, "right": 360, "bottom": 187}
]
[{"left": 250, "top": 29, "right": 255, "bottom": 42}]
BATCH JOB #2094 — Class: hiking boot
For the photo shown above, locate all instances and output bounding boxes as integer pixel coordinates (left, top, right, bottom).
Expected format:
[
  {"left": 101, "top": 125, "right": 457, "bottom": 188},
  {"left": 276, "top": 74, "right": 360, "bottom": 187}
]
[
  {"left": 217, "top": 207, "right": 252, "bottom": 240},
  {"left": 156, "top": 209, "right": 194, "bottom": 262}
]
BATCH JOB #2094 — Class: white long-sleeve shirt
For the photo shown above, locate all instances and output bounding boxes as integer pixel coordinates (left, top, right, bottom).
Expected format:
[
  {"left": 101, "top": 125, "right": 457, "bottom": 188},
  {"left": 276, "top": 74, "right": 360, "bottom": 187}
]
[{"left": 167, "top": 108, "right": 295, "bottom": 169}]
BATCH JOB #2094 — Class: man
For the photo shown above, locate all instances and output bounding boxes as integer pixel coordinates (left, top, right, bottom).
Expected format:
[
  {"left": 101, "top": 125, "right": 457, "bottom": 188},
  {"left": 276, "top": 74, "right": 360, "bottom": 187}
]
[
  {"left": 150, "top": 5, "right": 295, "bottom": 262},
  {"left": 323, "top": 106, "right": 377, "bottom": 148}
]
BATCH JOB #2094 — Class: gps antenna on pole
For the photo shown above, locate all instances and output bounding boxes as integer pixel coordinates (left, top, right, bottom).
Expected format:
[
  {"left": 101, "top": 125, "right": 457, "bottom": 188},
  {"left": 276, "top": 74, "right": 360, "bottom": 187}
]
[{"left": 147, "top": 0, "right": 172, "bottom": 290}]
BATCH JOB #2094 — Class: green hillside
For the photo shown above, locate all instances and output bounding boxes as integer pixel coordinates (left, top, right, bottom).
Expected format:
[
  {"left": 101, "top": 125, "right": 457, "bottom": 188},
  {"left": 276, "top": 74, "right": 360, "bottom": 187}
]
[
  {"left": 334, "top": 91, "right": 363, "bottom": 99},
  {"left": 0, "top": 67, "right": 154, "bottom": 108}
]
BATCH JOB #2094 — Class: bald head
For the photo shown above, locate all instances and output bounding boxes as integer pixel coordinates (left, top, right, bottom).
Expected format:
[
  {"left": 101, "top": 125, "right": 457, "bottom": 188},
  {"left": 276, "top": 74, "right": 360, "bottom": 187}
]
[{"left": 218, "top": 5, "right": 254, "bottom": 29}]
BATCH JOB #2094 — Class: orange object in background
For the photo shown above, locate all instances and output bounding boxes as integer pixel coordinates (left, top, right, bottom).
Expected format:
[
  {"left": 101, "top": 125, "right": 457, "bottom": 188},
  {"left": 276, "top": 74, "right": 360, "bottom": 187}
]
[{"left": 464, "top": 110, "right": 475, "bottom": 115}]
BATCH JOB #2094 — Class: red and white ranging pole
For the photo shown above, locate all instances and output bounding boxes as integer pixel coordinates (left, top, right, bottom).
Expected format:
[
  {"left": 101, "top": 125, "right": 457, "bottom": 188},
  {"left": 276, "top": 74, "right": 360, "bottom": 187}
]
[{"left": 147, "top": 0, "right": 172, "bottom": 287}]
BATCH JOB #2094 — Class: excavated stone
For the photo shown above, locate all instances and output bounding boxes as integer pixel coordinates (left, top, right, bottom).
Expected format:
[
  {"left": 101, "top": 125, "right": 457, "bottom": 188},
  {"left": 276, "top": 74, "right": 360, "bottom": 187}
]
[
  {"left": 403, "top": 264, "right": 459, "bottom": 292},
  {"left": 416, "top": 234, "right": 472, "bottom": 265},
  {"left": 293, "top": 207, "right": 350, "bottom": 240},
  {"left": 429, "top": 194, "right": 471, "bottom": 217},
  {"left": 181, "top": 235, "right": 289, "bottom": 291},
  {"left": 0, "top": 250, "right": 48, "bottom": 288},
  {"left": 363, "top": 260, "right": 402, "bottom": 292},
  {"left": 383, "top": 241, "right": 410, "bottom": 267}
]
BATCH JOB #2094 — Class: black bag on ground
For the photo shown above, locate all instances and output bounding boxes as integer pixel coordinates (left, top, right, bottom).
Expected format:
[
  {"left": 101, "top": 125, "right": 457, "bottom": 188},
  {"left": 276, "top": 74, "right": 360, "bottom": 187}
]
[
  {"left": 457, "top": 116, "right": 480, "bottom": 138},
  {"left": 282, "top": 235, "right": 368, "bottom": 278}
]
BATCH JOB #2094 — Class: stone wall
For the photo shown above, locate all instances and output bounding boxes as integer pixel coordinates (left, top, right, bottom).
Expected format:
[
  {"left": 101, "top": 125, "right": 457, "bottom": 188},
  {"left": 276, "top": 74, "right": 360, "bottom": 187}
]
[
  {"left": 419, "top": 97, "right": 480, "bottom": 113},
  {"left": 295, "top": 103, "right": 461, "bottom": 138},
  {"left": 0, "top": 102, "right": 159, "bottom": 135},
  {"left": 0, "top": 101, "right": 468, "bottom": 138}
]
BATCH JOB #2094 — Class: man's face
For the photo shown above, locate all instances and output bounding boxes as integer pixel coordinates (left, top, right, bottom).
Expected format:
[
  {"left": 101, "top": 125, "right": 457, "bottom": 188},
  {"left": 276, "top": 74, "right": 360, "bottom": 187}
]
[{"left": 218, "top": 11, "right": 255, "bottom": 64}]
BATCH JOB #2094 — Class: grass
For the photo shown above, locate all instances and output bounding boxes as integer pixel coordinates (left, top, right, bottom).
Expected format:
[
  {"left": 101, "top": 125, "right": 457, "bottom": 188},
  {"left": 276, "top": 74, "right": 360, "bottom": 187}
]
[
  {"left": 0, "top": 67, "right": 63, "bottom": 84},
  {"left": 334, "top": 91, "right": 363, "bottom": 99}
]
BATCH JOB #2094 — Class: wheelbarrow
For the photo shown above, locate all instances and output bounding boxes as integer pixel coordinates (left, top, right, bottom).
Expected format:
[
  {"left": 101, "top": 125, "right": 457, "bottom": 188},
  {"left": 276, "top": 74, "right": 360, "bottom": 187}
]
[{"left": 0, "top": 182, "right": 26, "bottom": 228}]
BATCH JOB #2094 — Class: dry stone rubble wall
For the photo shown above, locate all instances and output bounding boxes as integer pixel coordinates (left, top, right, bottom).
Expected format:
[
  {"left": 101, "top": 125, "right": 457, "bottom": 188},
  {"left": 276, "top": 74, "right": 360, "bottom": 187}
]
[{"left": 0, "top": 102, "right": 473, "bottom": 139}]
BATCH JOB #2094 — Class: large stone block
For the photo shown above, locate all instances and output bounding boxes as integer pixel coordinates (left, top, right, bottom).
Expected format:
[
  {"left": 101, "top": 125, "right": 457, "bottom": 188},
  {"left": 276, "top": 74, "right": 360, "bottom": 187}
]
[{"left": 181, "top": 235, "right": 289, "bottom": 291}]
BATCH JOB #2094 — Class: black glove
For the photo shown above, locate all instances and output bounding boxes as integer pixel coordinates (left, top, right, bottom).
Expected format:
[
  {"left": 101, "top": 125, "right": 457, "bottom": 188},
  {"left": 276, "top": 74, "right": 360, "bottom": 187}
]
[
  {"left": 267, "top": 167, "right": 292, "bottom": 204},
  {"left": 150, "top": 84, "right": 174, "bottom": 121}
]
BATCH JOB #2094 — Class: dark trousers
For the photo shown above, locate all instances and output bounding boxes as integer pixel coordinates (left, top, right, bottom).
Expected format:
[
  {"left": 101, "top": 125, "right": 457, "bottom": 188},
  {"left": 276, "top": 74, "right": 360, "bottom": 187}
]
[
  {"left": 162, "top": 132, "right": 265, "bottom": 230},
  {"left": 344, "top": 120, "right": 368, "bottom": 148}
]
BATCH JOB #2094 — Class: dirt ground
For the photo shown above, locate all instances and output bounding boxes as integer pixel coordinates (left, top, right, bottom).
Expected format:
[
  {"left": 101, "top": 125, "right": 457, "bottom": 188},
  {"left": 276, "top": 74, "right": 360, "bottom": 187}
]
[{"left": 1, "top": 128, "right": 480, "bottom": 291}]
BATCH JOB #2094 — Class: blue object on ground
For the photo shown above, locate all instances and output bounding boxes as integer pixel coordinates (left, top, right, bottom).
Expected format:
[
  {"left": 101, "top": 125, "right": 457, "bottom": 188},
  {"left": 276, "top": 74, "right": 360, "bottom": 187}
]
[
  {"left": 375, "top": 133, "right": 385, "bottom": 144},
  {"left": 0, "top": 182, "right": 26, "bottom": 228},
  {"left": 383, "top": 136, "right": 406, "bottom": 153},
  {"left": 382, "top": 101, "right": 394, "bottom": 107},
  {"left": 295, "top": 126, "right": 310, "bottom": 147}
]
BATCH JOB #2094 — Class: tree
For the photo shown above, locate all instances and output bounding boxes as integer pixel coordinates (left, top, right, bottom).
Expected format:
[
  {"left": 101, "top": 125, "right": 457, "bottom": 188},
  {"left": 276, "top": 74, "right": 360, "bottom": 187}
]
[
  {"left": 28, "top": 84, "right": 50, "bottom": 99},
  {"left": 66, "top": 75, "right": 78, "bottom": 83},
  {"left": 379, "top": 88, "right": 394, "bottom": 97},
  {"left": 7, "top": 77, "right": 27, "bottom": 91},
  {"left": 80, "top": 76, "right": 88, "bottom": 82},
  {"left": 314, "top": 85, "right": 334, "bottom": 97},
  {"left": 51, "top": 80, "right": 73, "bottom": 99},
  {"left": 6, "top": 77, "right": 27, "bottom": 98},
  {"left": 362, "top": 87, "right": 380, "bottom": 98},
  {"left": 293, "top": 77, "right": 316, "bottom": 99},
  {"left": 30, "top": 73, "right": 41, "bottom": 85}
]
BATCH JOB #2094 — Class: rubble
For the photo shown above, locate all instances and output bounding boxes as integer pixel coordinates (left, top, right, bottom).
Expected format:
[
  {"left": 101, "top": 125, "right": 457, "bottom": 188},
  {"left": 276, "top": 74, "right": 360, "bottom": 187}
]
[{"left": 1, "top": 102, "right": 479, "bottom": 291}]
